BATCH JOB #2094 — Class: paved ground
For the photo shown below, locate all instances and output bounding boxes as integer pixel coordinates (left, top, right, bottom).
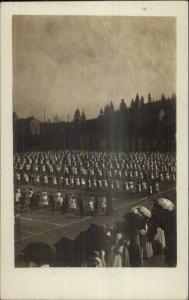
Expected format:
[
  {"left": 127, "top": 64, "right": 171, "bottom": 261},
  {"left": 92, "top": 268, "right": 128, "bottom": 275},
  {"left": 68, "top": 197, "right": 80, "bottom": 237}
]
[{"left": 15, "top": 183, "right": 176, "bottom": 267}]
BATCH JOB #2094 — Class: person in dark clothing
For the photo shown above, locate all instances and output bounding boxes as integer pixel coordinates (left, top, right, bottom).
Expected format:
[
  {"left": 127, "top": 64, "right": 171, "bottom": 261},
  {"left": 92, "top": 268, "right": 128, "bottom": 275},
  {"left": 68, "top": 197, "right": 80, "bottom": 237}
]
[
  {"left": 124, "top": 212, "right": 145, "bottom": 267},
  {"left": 61, "top": 195, "right": 66, "bottom": 214},
  {"left": 64, "top": 194, "right": 69, "bottom": 212},
  {"left": 30, "top": 173, "right": 34, "bottom": 185},
  {"left": 88, "top": 196, "right": 95, "bottom": 216},
  {"left": 152, "top": 199, "right": 177, "bottom": 267},
  {"left": 103, "top": 225, "right": 114, "bottom": 266},
  {"left": 20, "top": 190, "right": 26, "bottom": 209},
  {"left": 29, "top": 189, "right": 35, "bottom": 209},
  {"left": 128, "top": 229, "right": 143, "bottom": 267},
  {"left": 36, "top": 191, "right": 41, "bottom": 209},
  {"left": 78, "top": 197, "right": 84, "bottom": 218},
  {"left": 106, "top": 193, "right": 113, "bottom": 216},
  {"left": 94, "top": 196, "right": 99, "bottom": 215},
  {"left": 49, "top": 191, "right": 55, "bottom": 214}
]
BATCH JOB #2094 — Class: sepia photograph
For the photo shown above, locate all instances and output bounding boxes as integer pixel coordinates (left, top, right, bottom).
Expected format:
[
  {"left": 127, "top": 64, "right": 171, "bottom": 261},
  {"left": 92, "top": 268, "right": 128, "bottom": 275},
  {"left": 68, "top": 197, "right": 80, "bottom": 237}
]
[
  {"left": 13, "top": 15, "right": 177, "bottom": 268},
  {"left": 1, "top": 1, "right": 188, "bottom": 299}
]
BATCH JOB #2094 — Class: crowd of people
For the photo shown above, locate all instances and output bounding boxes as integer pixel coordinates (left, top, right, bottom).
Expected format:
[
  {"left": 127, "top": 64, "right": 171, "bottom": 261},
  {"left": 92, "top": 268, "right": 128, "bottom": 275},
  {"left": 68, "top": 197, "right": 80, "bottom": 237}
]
[
  {"left": 81, "top": 197, "right": 176, "bottom": 268},
  {"left": 14, "top": 150, "right": 176, "bottom": 268},
  {"left": 14, "top": 150, "right": 176, "bottom": 195},
  {"left": 15, "top": 188, "right": 116, "bottom": 217},
  {"left": 16, "top": 198, "right": 176, "bottom": 268}
]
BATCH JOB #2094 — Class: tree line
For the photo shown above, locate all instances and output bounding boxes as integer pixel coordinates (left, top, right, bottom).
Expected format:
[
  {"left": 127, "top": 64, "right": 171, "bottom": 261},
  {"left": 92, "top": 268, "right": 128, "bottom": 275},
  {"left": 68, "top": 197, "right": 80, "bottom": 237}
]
[{"left": 13, "top": 93, "right": 176, "bottom": 152}]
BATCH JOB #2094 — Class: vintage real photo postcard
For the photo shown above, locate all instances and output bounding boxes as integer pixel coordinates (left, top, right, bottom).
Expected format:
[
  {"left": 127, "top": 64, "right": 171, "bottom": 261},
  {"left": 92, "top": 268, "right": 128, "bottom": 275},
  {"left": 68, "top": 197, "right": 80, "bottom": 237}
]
[{"left": 1, "top": 1, "right": 188, "bottom": 300}]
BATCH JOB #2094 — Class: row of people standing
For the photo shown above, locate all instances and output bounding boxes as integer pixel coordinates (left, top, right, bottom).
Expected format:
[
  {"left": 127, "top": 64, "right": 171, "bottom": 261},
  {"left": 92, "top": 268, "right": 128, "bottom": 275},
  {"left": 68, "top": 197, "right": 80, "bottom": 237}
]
[
  {"left": 14, "top": 151, "right": 176, "bottom": 189},
  {"left": 14, "top": 151, "right": 176, "bottom": 176},
  {"left": 15, "top": 168, "right": 175, "bottom": 183},
  {"left": 15, "top": 174, "right": 164, "bottom": 195},
  {"left": 15, "top": 188, "right": 114, "bottom": 217}
]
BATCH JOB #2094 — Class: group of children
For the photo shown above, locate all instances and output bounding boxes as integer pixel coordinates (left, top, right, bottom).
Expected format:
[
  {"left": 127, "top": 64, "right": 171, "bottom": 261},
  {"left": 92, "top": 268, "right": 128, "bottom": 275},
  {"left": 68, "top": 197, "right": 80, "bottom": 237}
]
[
  {"left": 15, "top": 188, "right": 112, "bottom": 217},
  {"left": 14, "top": 151, "right": 176, "bottom": 196}
]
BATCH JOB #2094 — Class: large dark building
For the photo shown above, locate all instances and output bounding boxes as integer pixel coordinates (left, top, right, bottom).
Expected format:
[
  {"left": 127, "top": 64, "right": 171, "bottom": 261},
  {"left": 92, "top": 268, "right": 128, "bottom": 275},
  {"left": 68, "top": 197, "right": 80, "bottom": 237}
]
[{"left": 13, "top": 94, "right": 176, "bottom": 153}]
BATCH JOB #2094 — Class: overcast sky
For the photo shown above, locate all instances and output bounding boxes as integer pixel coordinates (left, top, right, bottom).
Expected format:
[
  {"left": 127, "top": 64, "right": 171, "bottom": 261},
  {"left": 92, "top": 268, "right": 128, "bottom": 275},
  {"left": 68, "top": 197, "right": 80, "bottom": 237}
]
[{"left": 13, "top": 16, "right": 176, "bottom": 121}]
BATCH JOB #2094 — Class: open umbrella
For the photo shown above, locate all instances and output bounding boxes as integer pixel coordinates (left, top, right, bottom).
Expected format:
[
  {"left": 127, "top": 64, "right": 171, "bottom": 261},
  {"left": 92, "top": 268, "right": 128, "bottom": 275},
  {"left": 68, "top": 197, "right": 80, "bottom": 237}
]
[
  {"left": 131, "top": 206, "right": 152, "bottom": 218},
  {"left": 156, "top": 198, "right": 175, "bottom": 211}
]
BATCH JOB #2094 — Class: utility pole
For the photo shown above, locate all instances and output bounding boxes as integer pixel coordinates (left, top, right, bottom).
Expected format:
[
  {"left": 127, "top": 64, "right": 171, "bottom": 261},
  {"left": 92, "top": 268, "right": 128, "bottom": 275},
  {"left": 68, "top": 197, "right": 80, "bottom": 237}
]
[{"left": 44, "top": 106, "right": 46, "bottom": 123}]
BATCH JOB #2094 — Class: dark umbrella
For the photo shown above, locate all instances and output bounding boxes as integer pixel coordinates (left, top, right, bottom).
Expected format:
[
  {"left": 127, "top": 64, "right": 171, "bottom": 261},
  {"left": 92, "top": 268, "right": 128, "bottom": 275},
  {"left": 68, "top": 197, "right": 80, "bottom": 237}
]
[
  {"left": 124, "top": 212, "right": 146, "bottom": 232},
  {"left": 152, "top": 198, "right": 176, "bottom": 230},
  {"left": 23, "top": 242, "right": 56, "bottom": 266}
]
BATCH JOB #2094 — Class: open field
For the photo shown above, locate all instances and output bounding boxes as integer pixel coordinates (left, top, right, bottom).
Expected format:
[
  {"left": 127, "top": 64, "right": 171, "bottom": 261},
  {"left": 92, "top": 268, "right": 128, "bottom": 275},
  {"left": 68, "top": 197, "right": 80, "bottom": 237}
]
[{"left": 15, "top": 183, "right": 176, "bottom": 264}]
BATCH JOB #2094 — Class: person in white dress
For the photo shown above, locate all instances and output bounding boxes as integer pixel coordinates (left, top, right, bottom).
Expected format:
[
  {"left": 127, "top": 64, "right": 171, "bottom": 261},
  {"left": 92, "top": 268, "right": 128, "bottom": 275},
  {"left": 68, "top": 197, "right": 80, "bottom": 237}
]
[
  {"left": 52, "top": 176, "right": 57, "bottom": 186},
  {"left": 42, "top": 192, "right": 49, "bottom": 208},
  {"left": 110, "top": 233, "right": 125, "bottom": 267},
  {"left": 101, "top": 196, "right": 107, "bottom": 215},
  {"left": 55, "top": 191, "right": 61, "bottom": 210},
  {"left": 57, "top": 194, "right": 62, "bottom": 208},
  {"left": 43, "top": 175, "right": 48, "bottom": 185},
  {"left": 15, "top": 189, "right": 21, "bottom": 204},
  {"left": 69, "top": 194, "right": 77, "bottom": 211}
]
